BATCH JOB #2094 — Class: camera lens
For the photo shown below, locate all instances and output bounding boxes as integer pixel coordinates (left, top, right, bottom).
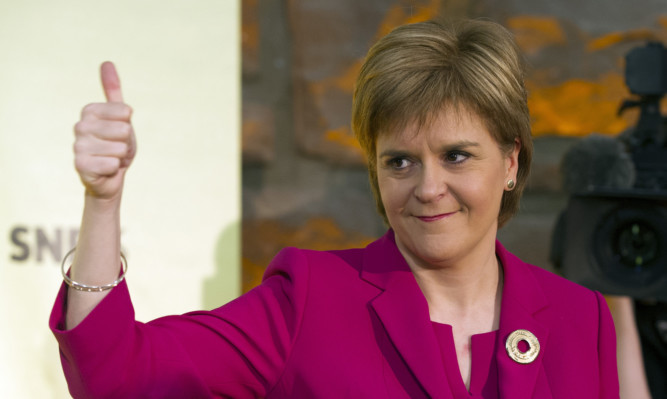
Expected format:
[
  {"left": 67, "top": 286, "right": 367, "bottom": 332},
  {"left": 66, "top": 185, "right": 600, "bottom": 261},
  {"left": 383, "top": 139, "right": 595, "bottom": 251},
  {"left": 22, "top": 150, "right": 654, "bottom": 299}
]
[
  {"left": 614, "top": 221, "right": 659, "bottom": 269},
  {"left": 594, "top": 204, "right": 667, "bottom": 286}
]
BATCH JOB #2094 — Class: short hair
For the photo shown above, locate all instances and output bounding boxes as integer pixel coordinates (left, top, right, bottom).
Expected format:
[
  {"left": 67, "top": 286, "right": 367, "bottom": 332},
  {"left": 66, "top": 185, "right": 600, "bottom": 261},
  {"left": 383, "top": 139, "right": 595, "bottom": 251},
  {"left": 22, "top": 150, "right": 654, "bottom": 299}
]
[{"left": 352, "top": 18, "right": 533, "bottom": 228}]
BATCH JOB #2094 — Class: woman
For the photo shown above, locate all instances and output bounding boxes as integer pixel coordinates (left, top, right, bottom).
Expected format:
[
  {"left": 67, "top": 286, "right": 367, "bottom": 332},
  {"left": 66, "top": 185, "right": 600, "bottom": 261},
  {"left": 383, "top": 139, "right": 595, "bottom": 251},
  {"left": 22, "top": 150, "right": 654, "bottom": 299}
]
[{"left": 51, "top": 19, "right": 619, "bottom": 398}]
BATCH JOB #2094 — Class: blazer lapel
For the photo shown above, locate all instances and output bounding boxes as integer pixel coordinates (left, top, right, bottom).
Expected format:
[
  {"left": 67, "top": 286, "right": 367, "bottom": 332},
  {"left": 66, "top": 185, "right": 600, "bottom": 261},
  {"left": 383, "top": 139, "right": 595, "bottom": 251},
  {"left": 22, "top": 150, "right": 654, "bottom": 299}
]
[
  {"left": 361, "top": 231, "right": 451, "bottom": 399},
  {"left": 495, "top": 241, "right": 550, "bottom": 399},
  {"left": 360, "top": 233, "right": 553, "bottom": 399}
]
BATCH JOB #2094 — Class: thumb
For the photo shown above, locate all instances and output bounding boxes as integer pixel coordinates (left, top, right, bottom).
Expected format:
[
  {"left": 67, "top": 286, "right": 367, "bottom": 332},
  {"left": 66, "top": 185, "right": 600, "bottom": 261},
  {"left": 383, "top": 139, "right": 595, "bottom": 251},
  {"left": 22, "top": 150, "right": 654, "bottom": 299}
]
[{"left": 100, "top": 61, "right": 124, "bottom": 103}]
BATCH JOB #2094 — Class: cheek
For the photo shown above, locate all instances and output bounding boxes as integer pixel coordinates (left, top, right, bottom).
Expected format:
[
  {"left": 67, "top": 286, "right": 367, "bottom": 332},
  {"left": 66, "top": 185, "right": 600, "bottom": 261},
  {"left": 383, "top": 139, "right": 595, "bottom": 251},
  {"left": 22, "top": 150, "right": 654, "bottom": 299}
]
[
  {"left": 377, "top": 175, "right": 411, "bottom": 212},
  {"left": 454, "top": 171, "right": 504, "bottom": 209},
  {"left": 481, "top": 172, "right": 507, "bottom": 209}
]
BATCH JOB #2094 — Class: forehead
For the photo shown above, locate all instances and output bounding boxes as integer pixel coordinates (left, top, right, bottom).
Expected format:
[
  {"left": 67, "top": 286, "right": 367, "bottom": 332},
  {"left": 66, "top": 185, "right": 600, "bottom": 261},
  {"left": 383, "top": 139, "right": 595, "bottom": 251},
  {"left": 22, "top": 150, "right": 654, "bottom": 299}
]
[{"left": 378, "top": 105, "right": 494, "bottom": 148}]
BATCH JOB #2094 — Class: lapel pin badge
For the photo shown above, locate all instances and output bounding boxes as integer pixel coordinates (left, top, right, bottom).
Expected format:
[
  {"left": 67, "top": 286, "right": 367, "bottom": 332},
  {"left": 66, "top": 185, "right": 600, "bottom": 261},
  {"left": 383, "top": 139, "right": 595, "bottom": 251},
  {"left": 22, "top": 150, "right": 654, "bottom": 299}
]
[{"left": 505, "top": 329, "right": 540, "bottom": 364}]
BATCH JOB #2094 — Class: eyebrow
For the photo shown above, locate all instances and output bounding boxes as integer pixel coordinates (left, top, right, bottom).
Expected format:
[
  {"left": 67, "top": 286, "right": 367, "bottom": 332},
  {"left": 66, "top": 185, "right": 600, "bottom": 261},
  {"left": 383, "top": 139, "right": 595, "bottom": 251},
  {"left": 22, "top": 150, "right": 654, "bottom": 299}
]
[
  {"left": 378, "top": 149, "right": 410, "bottom": 159},
  {"left": 440, "top": 140, "right": 481, "bottom": 152},
  {"left": 378, "top": 140, "right": 481, "bottom": 158}
]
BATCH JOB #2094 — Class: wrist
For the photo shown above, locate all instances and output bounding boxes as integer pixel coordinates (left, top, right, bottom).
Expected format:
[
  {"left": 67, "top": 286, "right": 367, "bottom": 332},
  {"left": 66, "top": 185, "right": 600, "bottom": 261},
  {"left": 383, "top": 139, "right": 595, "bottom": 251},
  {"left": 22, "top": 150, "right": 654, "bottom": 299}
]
[{"left": 83, "top": 189, "right": 123, "bottom": 214}]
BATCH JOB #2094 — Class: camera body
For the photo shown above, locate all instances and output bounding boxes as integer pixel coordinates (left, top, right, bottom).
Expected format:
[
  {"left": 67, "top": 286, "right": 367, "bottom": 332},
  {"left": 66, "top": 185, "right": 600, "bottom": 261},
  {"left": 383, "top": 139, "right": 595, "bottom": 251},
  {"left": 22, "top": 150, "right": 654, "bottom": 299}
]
[
  {"left": 555, "top": 42, "right": 667, "bottom": 301},
  {"left": 560, "top": 190, "right": 667, "bottom": 300}
]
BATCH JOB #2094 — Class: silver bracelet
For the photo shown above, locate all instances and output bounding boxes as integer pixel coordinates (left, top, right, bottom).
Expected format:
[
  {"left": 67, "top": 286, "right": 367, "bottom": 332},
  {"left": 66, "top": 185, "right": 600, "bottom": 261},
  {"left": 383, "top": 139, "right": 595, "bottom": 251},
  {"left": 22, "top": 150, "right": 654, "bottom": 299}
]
[{"left": 61, "top": 247, "right": 128, "bottom": 292}]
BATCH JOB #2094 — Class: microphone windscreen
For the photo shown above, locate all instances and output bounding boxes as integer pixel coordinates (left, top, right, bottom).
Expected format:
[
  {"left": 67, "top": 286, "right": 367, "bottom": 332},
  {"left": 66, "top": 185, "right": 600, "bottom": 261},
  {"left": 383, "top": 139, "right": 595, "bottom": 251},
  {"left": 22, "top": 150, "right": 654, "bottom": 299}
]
[{"left": 561, "top": 133, "right": 636, "bottom": 193}]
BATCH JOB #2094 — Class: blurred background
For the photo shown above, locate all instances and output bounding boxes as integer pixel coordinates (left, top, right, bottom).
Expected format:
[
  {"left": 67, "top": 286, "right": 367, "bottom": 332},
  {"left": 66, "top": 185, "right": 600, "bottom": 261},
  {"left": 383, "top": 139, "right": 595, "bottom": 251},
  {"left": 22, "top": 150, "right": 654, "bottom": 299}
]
[{"left": 240, "top": 0, "right": 667, "bottom": 291}]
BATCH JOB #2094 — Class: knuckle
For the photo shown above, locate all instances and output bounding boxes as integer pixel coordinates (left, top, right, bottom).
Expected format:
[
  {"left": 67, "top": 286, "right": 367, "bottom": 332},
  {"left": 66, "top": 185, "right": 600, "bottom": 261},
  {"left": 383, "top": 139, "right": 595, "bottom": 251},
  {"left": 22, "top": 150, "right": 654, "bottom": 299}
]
[
  {"left": 113, "top": 103, "right": 133, "bottom": 120},
  {"left": 74, "top": 120, "right": 88, "bottom": 136},
  {"left": 81, "top": 103, "right": 98, "bottom": 117},
  {"left": 118, "top": 122, "right": 132, "bottom": 139},
  {"left": 105, "top": 157, "right": 121, "bottom": 171},
  {"left": 73, "top": 140, "right": 85, "bottom": 154},
  {"left": 74, "top": 156, "right": 87, "bottom": 173},
  {"left": 76, "top": 120, "right": 104, "bottom": 139},
  {"left": 115, "top": 142, "right": 129, "bottom": 156},
  {"left": 123, "top": 104, "right": 133, "bottom": 118}
]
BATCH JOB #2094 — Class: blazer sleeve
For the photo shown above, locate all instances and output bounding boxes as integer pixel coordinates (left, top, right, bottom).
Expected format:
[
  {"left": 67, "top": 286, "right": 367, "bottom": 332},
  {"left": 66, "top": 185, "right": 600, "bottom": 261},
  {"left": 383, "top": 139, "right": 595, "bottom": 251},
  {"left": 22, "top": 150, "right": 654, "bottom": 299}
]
[
  {"left": 595, "top": 291, "right": 620, "bottom": 398},
  {"left": 49, "top": 247, "right": 310, "bottom": 399}
]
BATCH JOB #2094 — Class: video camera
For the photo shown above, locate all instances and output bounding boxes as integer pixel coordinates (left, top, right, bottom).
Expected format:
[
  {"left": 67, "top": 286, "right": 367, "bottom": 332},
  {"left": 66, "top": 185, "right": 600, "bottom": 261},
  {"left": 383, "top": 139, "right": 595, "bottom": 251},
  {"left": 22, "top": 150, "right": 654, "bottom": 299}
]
[{"left": 552, "top": 41, "right": 667, "bottom": 301}]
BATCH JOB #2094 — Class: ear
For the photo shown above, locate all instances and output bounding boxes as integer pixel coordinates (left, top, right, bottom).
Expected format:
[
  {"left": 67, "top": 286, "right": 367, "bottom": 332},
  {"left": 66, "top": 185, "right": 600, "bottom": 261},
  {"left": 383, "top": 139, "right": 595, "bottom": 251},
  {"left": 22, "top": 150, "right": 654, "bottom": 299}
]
[{"left": 505, "top": 138, "right": 521, "bottom": 183}]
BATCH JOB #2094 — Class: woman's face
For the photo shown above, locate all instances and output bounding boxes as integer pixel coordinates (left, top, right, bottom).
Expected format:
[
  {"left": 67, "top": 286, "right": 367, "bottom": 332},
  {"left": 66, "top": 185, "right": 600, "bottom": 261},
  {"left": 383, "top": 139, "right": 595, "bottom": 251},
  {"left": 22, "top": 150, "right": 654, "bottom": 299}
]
[{"left": 376, "top": 105, "right": 520, "bottom": 269}]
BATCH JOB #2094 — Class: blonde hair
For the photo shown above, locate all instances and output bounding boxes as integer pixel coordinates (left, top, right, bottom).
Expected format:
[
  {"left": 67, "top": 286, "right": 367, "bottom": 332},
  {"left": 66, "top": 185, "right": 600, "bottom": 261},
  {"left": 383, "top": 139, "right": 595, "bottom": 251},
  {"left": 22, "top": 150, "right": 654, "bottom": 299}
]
[{"left": 352, "top": 19, "right": 532, "bottom": 227}]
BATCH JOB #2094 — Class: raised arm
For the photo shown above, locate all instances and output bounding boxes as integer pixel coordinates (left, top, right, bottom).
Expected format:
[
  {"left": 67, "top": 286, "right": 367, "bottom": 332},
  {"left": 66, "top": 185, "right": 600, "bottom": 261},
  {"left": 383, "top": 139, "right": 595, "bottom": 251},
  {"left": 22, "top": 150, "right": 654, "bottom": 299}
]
[
  {"left": 66, "top": 62, "right": 136, "bottom": 329},
  {"left": 52, "top": 63, "right": 310, "bottom": 398}
]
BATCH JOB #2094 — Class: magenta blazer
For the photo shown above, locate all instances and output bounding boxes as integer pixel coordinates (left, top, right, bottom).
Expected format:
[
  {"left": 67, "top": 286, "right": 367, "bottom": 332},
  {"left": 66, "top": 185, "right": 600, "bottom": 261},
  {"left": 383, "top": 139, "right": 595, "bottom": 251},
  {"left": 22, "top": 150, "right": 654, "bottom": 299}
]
[{"left": 51, "top": 231, "right": 619, "bottom": 398}]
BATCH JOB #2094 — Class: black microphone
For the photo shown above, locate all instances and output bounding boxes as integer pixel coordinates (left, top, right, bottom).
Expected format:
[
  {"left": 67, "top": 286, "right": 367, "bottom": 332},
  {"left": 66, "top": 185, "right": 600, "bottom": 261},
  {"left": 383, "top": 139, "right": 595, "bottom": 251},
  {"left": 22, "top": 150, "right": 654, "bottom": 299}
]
[
  {"left": 560, "top": 133, "right": 636, "bottom": 194},
  {"left": 551, "top": 133, "right": 636, "bottom": 270}
]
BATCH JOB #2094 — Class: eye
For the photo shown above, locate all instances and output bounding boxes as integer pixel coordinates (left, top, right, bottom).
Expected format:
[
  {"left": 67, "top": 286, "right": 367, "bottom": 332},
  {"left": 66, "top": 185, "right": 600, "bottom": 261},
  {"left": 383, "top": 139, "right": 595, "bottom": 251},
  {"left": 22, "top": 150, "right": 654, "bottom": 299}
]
[
  {"left": 444, "top": 151, "right": 469, "bottom": 164},
  {"left": 387, "top": 157, "right": 412, "bottom": 170}
]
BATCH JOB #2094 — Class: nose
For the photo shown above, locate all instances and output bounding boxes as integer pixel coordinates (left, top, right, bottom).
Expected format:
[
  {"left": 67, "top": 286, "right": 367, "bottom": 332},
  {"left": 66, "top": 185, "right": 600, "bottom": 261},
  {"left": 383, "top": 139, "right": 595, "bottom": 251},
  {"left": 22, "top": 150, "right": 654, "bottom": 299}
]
[{"left": 414, "top": 164, "right": 446, "bottom": 203}]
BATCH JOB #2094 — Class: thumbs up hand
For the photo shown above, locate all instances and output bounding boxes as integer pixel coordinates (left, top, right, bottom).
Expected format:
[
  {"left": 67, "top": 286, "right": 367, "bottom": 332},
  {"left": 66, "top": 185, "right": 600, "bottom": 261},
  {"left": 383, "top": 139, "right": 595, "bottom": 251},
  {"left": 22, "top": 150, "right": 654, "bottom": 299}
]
[{"left": 74, "top": 62, "right": 136, "bottom": 200}]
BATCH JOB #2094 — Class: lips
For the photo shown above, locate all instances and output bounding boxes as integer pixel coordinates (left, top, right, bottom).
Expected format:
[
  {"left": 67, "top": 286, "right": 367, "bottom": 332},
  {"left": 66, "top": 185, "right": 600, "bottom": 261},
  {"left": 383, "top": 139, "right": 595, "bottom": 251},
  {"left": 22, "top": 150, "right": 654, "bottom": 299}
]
[{"left": 415, "top": 212, "right": 456, "bottom": 222}]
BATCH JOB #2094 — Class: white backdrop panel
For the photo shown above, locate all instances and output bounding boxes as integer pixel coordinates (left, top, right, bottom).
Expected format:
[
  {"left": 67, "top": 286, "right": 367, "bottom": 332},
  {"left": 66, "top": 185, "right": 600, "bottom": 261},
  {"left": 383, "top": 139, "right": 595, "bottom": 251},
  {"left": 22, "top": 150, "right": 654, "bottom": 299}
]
[{"left": 0, "top": 1, "right": 240, "bottom": 397}]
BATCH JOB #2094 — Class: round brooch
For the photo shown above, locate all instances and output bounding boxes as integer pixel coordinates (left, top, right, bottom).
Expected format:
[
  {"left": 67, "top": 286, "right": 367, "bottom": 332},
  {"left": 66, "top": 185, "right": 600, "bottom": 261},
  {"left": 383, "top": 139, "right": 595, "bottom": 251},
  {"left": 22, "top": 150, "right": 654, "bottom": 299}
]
[{"left": 505, "top": 329, "right": 540, "bottom": 364}]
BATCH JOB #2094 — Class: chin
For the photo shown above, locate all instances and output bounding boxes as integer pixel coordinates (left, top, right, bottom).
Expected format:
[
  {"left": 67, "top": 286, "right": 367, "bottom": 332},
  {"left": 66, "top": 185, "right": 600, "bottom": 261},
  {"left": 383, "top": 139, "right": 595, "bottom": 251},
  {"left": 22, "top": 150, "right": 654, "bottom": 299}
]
[{"left": 396, "top": 231, "right": 464, "bottom": 266}]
